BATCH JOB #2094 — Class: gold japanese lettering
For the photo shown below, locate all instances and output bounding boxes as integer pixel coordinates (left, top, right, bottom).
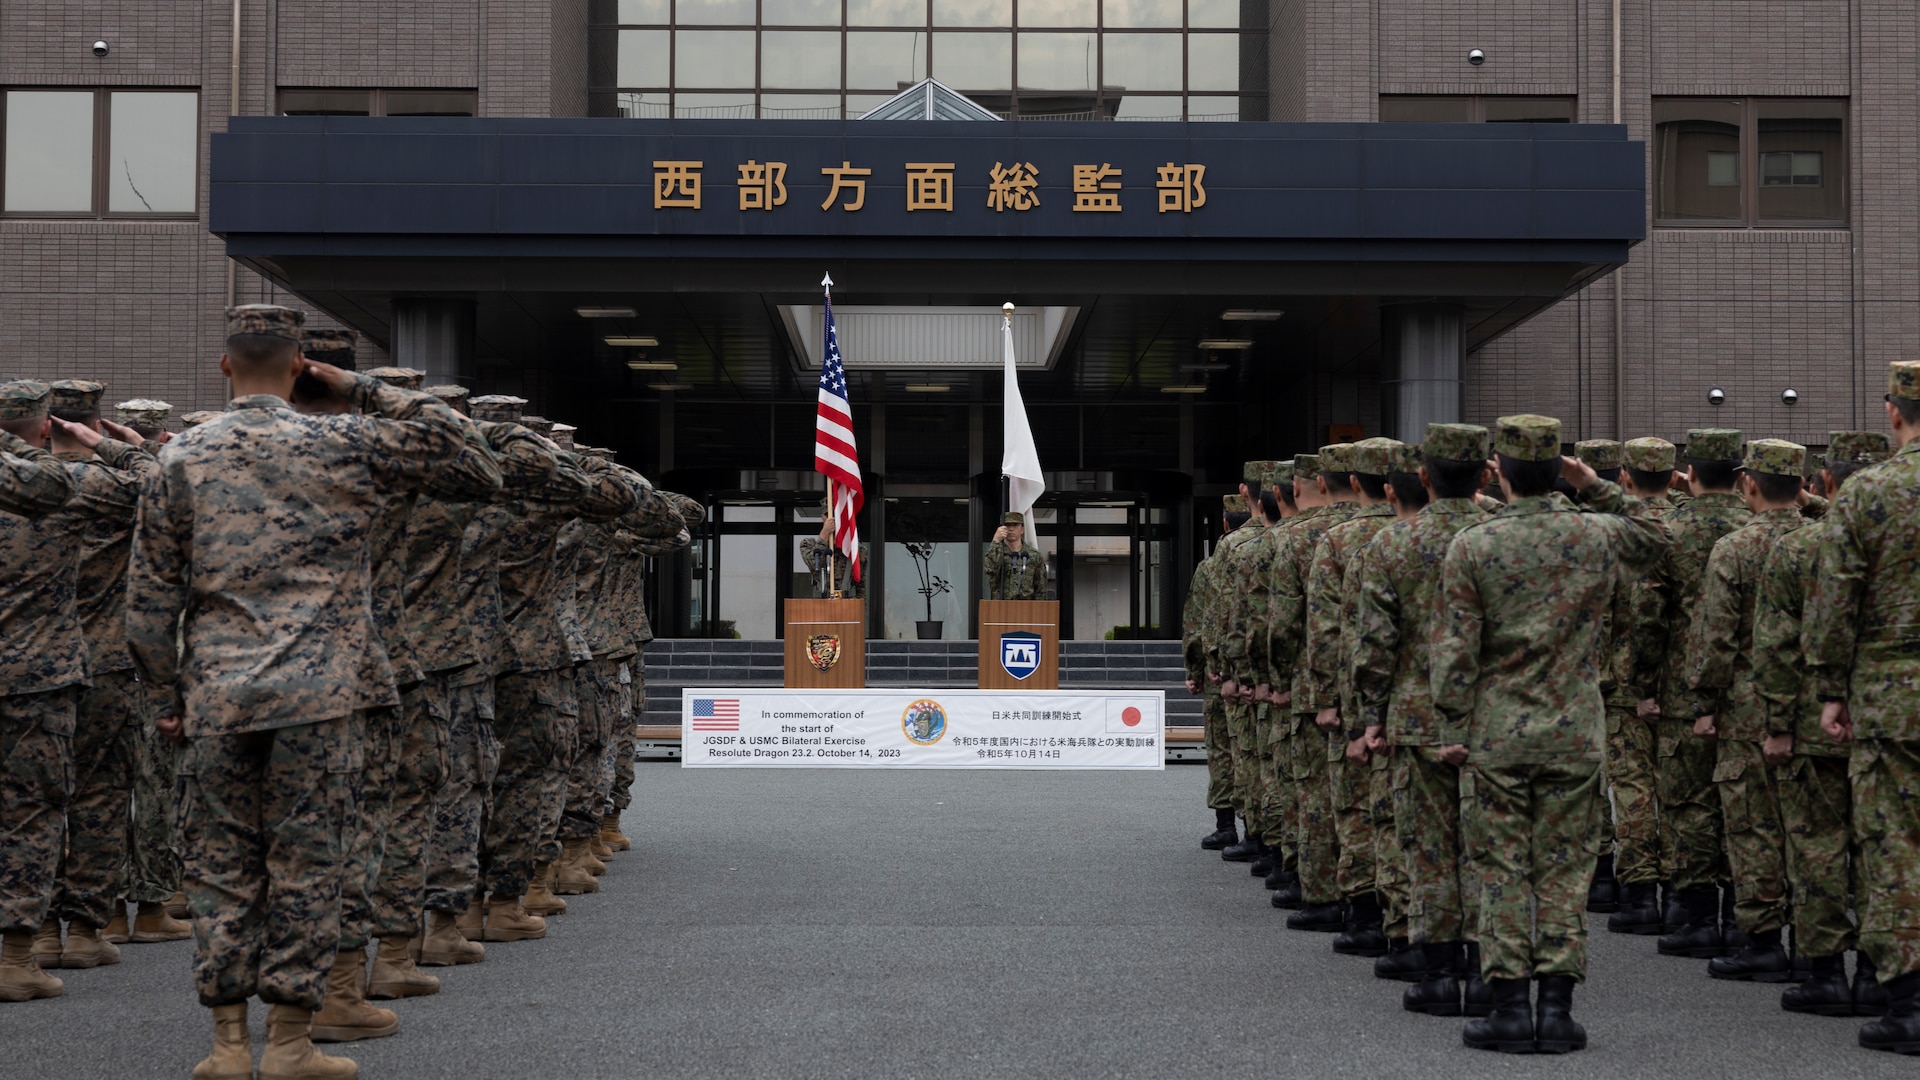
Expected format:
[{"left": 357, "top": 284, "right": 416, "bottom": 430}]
[
  {"left": 987, "top": 161, "right": 1040, "bottom": 212},
  {"left": 652, "top": 160, "right": 704, "bottom": 209},
  {"left": 1155, "top": 163, "right": 1207, "bottom": 213},
  {"left": 905, "top": 162, "right": 956, "bottom": 212},
  {"left": 737, "top": 160, "right": 788, "bottom": 211},
  {"left": 1071, "top": 163, "right": 1123, "bottom": 213},
  {"left": 820, "top": 162, "right": 872, "bottom": 211}
]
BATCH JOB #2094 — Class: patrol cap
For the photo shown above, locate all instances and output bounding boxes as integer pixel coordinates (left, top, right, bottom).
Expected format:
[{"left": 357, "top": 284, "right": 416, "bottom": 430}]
[
  {"left": 1388, "top": 442, "right": 1424, "bottom": 475},
  {"left": 300, "top": 328, "right": 358, "bottom": 367},
  {"left": 1623, "top": 437, "right": 1676, "bottom": 472},
  {"left": 0, "top": 380, "right": 52, "bottom": 422},
  {"left": 1270, "top": 460, "right": 1296, "bottom": 489},
  {"left": 1890, "top": 361, "right": 1920, "bottom": 401},
  {"left": 1293, "top": 453, "right": 1323, "bottom": 480},
  {"left": 580, "top": 445, "right": 615, "bottom": 460},
  {"left": 1318, "top": 443, "right": 1356, "bottom": 475},
  {"left": 550, "top": 423, "right": 578, "bottom": 450},
  {"left": 179, "top": 410, "right": 220, "bottom": 428},
  {"left": 1423, "top": 423, "right": 1489, "bottom": 464},
  {"left": 114, "top": 399, "right": 173, "bottom": 430},
  {"left": 1351, "top": 437, "right": 1400, "bottom": 477},
  {"left": 1574, "top": 439, "right": 1623, "bottom": 471},
  {"left": 469, "top": 394, "right": 527, "bottom": 422},
  {"left": 1492, "top": 414, "right": 1562, "bottom": 462},
  {"left": 365, "top": 366, "right": 423, "bottom": 390},
  {"left": 1002, "top": 511, "right": 1026, "bottom": 525},
  {"left": 1243, "top": 460, "right": 1280, "bottom": 485},
  {"left": 1222, "top": 494, "right": 1248, "bottom": 513},
  {"left": 49, "top": 379, "right": 105, "bottom": 413},
  {"left": 425, "top": 385, "right": 470, "bottom": 414},
  {"left": 520, "top": 416, "right": 554, "bottom": 436},
  {"left": 1743, "top": 439, "right": 1806, "bottom": 477},
  {"left": 226, "top": 304, "right": 305, "bottom": 343},
  {"left": 1825, "top": 430, "right": 1890, "bottom": 466},
  {"left": 1684, "top": 428, "right": 1744, "bottom": 464}
]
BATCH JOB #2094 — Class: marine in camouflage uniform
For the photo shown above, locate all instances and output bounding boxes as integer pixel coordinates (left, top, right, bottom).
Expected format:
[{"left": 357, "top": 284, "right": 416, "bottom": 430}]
[
  {"left": 1215, "top": 462, "right": 1281, "bottom": 863},
  {"left": 1804, "top": 361, "right": 1920, "bottom": 1053},
  {"left": 1352, "top": 424, "right": 1492, "bottom": 1015},
  {"left": 1187, "top": 496, "right": 1245, "bottom": 849},
  {"left": 0, "top": 381, "right": 84, "bottom": 1004},
  {"left": 1432, "top": 415, "right": 1668, "bottom": 1054},
  {"left": 983, "top": 511, "right": 1047, "bottom": 600},
  {"left": 1757, "top": 430, "right": 1891, "bottom": 1016}
]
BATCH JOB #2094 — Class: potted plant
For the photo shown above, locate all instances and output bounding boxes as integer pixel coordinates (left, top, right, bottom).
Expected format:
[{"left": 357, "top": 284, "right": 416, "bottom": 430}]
[{"left": 904, "top": 542, "right": 952, "bottom": 640}]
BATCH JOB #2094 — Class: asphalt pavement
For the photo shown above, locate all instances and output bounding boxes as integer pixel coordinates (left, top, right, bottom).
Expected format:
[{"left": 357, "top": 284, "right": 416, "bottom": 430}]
[{"left": 1, "top": 762, "right": 1909, "bottom": 1079}]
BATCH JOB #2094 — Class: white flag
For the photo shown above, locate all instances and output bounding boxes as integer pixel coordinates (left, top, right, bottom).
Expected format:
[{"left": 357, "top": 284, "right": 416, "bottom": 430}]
[{"left": 1000, "top": 314, "right": 1045, "bottom": 520}]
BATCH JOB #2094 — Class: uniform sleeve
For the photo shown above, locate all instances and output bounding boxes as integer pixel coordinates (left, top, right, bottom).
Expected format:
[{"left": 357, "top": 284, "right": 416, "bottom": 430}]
[
  {"left": 1429, "top": 535, "right": 1483, "bottom": 741},
  {"left": 1266, "top": 533, "right": 1306, "bottom": 689},
  {"left": 1685, "top": 536, "right": 1742, "bottom": 715},
  {"left": 424, "top": 415, "right": 506, "bottom": 501},
  {"left": 0, "top": 429, "right": 76, "bottom": 518},
  {"left": 982, "top": 544, "right": 1006, "bottom": 600},
  {"left": 1220, "top": 545, "right": 1263, "bottom": 683},
  {"left": 60, "top": 439, "right": 154, "bottom": 521},
  {"left": 568, "top": 455, "right": 643, "bottom": 522},
  {"left": 1580, "top": 478, "right": 1670, "bottom": 574},
  {"left": 633, "top": 528, "right": 691, "bottom": 557},
  {"left": 126, "top": 463, "right": 188, "bottom": 714},
  {"left": 611, "top": 467, "right": 687, "bottom": 539},
  {"left": 1182, "top": 559, "right": 1214, "bottom": 685},
  {"left": 1799, "top": 494, "right": 1829, "bottom": 520},
  {"left": 1750, "top": 540, "right": 1808, "bottom": 735},
  {"left": 350, "top": 378, "right": 467, "bottom": 491},
  {"left": 1303, "top": 534, "right": 1344, "bottom": 712},
  {"left": 477, "top": 421, "right": 563, "bottom": 496},
  {"left": 1349, "top": 540, "right": 1401, "bottom": 732},
  {"left": 1803, "top": 488, "right": 1868, "bottom": 700}
]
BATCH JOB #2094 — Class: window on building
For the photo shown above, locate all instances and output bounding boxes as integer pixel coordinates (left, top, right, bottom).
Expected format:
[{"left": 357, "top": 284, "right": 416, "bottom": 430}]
[
  {"left": 278, "top": 89, "right": 478, "bottom": 117},
  {"left": 1654, "top": 98, "right": 1846, "bottom": 227},
  {"left": 3, "top": 88, "right": 198, "bottom": 217},
  {"left": 1378, "top": 95, "right": 1575, "bottom": 123}
]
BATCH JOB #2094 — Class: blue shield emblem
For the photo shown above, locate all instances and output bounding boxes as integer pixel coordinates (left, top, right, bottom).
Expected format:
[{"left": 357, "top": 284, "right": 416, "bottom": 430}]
[{"left": 1000, "top": 632, "right": 1042, "bottom": 680}]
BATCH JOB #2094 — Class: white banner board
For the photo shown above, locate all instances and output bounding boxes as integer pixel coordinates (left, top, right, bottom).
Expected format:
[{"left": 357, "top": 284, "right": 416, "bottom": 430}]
[{"left": 681, "top": 688, "right": 1165, "bottom": 770}]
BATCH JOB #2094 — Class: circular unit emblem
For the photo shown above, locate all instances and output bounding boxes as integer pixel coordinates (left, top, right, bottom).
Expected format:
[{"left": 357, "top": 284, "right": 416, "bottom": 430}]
[{"left": 901, "top": 699, "right": 949, "bottom": 746}]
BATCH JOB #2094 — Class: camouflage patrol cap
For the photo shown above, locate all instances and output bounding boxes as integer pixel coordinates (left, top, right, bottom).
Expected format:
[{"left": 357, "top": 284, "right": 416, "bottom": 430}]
[
  {"left": 365, "top": 366, "right": 424, "bottom": 390},
  {"left": 1318, "top": 443, "right": 1356, "bottom": 475},
  {"left": 0, "top": 380, "right": 52, "bottom": 421},
  {"left": 1622, "top": 437, "right": 1676, "bottom": 472},
  {"left": 1743, "top": 438, "right": 1806, "bottom": 477},
  {"left": 1890, "top": 361, "right": 1920, "bottom": 401},
  {"left": 1350, "top": 437, "right": 1401, "bottom": 477},
  {"left": 1574, "top": 439, "right": 1623, "bottom": 471},
  {"left": 1825, "top": 430, "right": 1891, "bottom": 466},
  {"left": 1222, "top": 494, "right": 1248, "bottom": 513},
  {"left": 300, "top": 328, "right": 358, "bottom": 366},
  {"left": 1270, "top": 460, "right": 1296, "bottom": 489},
  {"left": 580, "top": 445, "right": 615, "bottom": 460},
  {"left": 179, "top": 410, "right": 219, "bottom": 428},
  {"left": 550, "top": 423, "right": 578, "bottom": 450},
  {"left": 1423, "top": 423, "right": 1489, "bottom": 463},
  {"left": 519, "top": 416, "right": 554, "bottom": 436},
  {"left": 1387, "top": 442, "right": 1424, "bottom": 475},
  {"left": 1002, "top": 511, "right": 1026, "bottom": 525},
  {"left": 1492, "top": 414, "right": 1562, "bottom": 462},
  {"left": 1243, "top": 460, "right": 1280, "bottom": 485},
  {"left": 226, "top": 304, "right": 305, "bottom": 342},
  {"left": 1684, "top": 428, "right": 1744, "bottom": 464},
  {"left": 49, "top": 379, "right": 106, "bottom": 413},
  {"left": 469, "top": 394, "right": 527, "bottom": 422},
  {"left": 114, "top": 399, "right": 173, "bottom": 429},
  {"left": 1293, "top": 453, "right": 1322, "bottom": 480},
  {"left": 425, "top": 384, "right": 469, "bottom": 401}
]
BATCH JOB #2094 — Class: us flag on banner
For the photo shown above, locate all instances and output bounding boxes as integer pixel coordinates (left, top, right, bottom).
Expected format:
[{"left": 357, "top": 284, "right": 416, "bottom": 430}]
[
  {"left": 815, "top": 278, "right": 864, "bottom": 582},
  {"left": 692, "top": 698, "right": 740, "bottom": 731}
]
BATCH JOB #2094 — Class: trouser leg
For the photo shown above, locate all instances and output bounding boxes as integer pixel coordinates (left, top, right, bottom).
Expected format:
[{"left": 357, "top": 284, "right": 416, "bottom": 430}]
[
  {"left": 1713, "top": 740, "right": 1789, "bottom": 936},
  {"left": 370, "top": 676, "right": 451, "bottom": 937},
  {"left": 1469, "top": 761, "right": 1602, "bottom": 982},
  {"left": 55, "top": 671, "right": 138, "bottom": 929},
  {"left": 0, "top": 688, "right": 76, "bottom": 934},
  {"left": 1605, "top": 703, "right": 1660, "bottom": 885},
  {"left": 338, "top": 707, "right": 402, "bottom": 951},
  {"left": 1850, "top": 739, "right": 1920, "bottom": 981},
  {"left": 1658, "top": 720, "right": 1723, "bottom": 891},
  {"left": 1779, "top": 753, "right": 1856, "bottom": 959},
  {"left": 483, "top": 669, "right": 567, "bottom": 899},
  {"left": 1293, "top": 719, "right": 1339, "bottom": 904}
]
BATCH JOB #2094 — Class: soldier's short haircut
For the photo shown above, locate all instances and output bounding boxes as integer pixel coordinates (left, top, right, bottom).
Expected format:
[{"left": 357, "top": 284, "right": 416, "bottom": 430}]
[
  {"left": 1224, "top": 510, "right": 1250, "bottom": 530},
  {"left": 1497, "top": 453, "right": 1558, "bottom": 497},
  {"left": 1322, "top": 471, "right": 1353, "bottom": 495},
  {"left": 0, "top": 416, "right": 42, "bottom": 440},
  {"left": 1893, "top": 394, "right": 1920, "bottom": 427},
  {"left": 1626, "top": 467, "right": 1673, "bottom": 493},
  {"left": 226, "top": 333, "right": 299, "bottom": 366},
  {"left": 1749, "top": 471, "right": 1801, "bottom": 504},
  {"left": 1424, "top": 456, "right": 1484, "bottom": 500},
  {"left": 1594, "top": 466, "right": 1621, "bottom": 484},
  {"left": 1387, "top": 471, "right": 1429, "bottom": 510},
  {"left": 50, "top": 406, "right": 99, "bottom": 425},
  {"left": 1353, "top": 472, "right": 1388, "bottom": 500},
  {"left": 1275, "top": 483, "right": 1296, "bottom": 510},
  {"left": 1826, "top": 460, "right": 1869, "bottom": 491},
  {"left": 1686, "top": 459, "right": 1741, "bottom": 491},
  {"left": 1257, "top": 490, "right": 1281, "bottom": 521}
]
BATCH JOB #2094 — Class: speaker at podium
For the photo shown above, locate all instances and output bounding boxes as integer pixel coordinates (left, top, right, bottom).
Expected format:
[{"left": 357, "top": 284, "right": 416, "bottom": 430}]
[{"left": 977, "top": 600, "right": 1059, "bottom": 690}]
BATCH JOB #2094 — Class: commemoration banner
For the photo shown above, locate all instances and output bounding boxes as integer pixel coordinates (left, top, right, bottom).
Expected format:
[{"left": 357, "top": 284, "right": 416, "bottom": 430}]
[{"left": 681, "top": 688, "right": 1164, "bottom": 770}]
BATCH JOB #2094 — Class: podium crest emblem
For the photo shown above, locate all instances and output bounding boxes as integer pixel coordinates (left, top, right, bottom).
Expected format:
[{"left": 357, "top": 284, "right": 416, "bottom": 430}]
[{"left": 806, "top": 633, "right": 841, "bottom": 672}]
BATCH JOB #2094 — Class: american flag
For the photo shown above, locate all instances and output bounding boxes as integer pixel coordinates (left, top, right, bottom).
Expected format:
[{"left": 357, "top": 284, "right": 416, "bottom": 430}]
[
  {"left": 815, "top": 294, "right": 864, "bottom": 581},
  {"left": 691, "top": 698, "right": 740, "bottom": 731}
]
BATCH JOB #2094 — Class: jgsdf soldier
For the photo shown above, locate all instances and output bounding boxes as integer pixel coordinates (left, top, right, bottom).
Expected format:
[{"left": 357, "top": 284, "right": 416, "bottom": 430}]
[
  {"left": 983, "top": 511, "right": 1047, "bottom": 600},
  {"left": 1431, "top": 415, "right": 1667, "bottom": 1054},
  {"left": 1188, "top": 495, "right": 1250, "bottom": 849},
  {"left": 1257, "top": 460, "right": 1303, "bottom": 898},
  {"left": 800, "top": 511, "right": 867, "bottom": 598},
  {"left": 1216, "top": 462, "right": 1282, "bottom": 863},
  {"left": 1805, "top": 361, "right": 1920, "bottom": 1055},
  {"left": 1572, "top": 438, "right": 1625, "bottom": 914}
]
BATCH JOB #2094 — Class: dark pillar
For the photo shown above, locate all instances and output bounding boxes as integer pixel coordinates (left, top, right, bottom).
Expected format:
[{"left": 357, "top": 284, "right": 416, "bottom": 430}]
[
  {"left": 1381, "top": 304, "right": 1463, "bottom": 442},
  {"left": 391, "top": 298, "right": 475, "bottom": 386}
]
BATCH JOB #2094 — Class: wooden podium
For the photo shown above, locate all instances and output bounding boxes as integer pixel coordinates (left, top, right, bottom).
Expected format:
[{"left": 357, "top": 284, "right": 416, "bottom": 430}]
[
  {"left": 977, "top": 600, "right": 1060, "bottom": 690},
  {"left": 783, "top": 598, "right": 865, "bottom": 688}
]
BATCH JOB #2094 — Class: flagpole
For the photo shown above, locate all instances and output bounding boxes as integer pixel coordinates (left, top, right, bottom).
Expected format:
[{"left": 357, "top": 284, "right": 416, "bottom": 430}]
[
  {"left": 822, "top": 271, "right": 841, "bottom": 600},
  {"left": 1001, "top": 303, "right": 1014, "bottom": 530}
]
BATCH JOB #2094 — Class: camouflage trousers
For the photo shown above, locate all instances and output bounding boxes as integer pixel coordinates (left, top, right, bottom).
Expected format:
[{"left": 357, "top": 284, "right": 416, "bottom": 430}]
[
  {"left": 1394, "top": 745, "right": 1476, "bottom": 945},
  {"left": 177, "top": 713, "right": 362, "bottom": 1010},
  {"left": 125, "top": 685, "right": 181, "bottom": 905},
  {"left": 1713, "top": 739, "right": 1789, "bottom": 935},
  {"left": 1465, "top": 759, "right": 1603, "bottom": 982},
  {"left": 425, "top": 677, "right": 498, "bottom": 916},
  {"left": 1657, "top": 719, "right": 1724, "bottom": 891},
  {"left": 1225, "top": 698, "right": 1262, "bottom": 835},
  {"left": 1850, "top": 739, "right": 1920, "bottom": 981},
  {"left": 369, "top": 676, "right": 452, "bottom": 940},
  {"left": 338, "top": 705, "right": 402, "bottom": 951},
  {"left": 0, "top": 687, "right": 76, "bottom": 934},
  {"left": 1333, "top": 738, "right": 1375, "bottom": 900},
  {"left": 1778, "top": 751, "right": 1856, "bottom": 959},
  {"left": 1202, "top": 688, "right": 1233, "bottom": 811},
  {"left": 55, "top": 670, "right": 139, "bottom": 929},
  {"left": 1291, "top": 718, "right": 1339, "bottom": 904},
  {"left": 1603, "top": 703, "right": 1660, "bottom": 885},
  {"left": 610, "top": 667, "right": 642, "bottom": 814},
  {"left": 1261, "top": 716, "right": 1296, "bottom": 870},
  {"left": 483, "top": 667, "right": 577, "bottom": 900},
  {"left": 1372, "top": 750, "right": 1408, "bottom": 939},
  {"left": 561, "top": 658, "right": 620, "bottom": 842}
]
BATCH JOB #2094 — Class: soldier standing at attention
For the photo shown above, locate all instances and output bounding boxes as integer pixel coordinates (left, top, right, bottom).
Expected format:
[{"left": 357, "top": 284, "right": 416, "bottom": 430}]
[
  {"left": 1217, "top": 463, "right": 1281, "bottom": 864},
  {"left": 1258, "top": 461, "right": 1304, "bottom": 899},
  {"left": 801, "top": 512, "right": 867, "bottom": 598},
  {"left": 1572, "top": 439, "right": 1625, "bottom": 915},
  {"left": 127, "top": 305, "right": 470, "bottom": 1079},
  {"left": 1188, "top": 495, "right": 1249, "bottom": 851},
  {"left": 1805, "top": 361, "right": 1920, "bottom": 1055},
  {"left": 1431, "top": 415, "right": 1667, "bottom": 1055},
  {"left": 983, "top": 511, "right": 1046, "bottom": 600}
]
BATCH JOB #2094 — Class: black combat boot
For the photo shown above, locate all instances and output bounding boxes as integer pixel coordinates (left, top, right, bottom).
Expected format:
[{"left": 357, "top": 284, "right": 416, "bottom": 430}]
[
  {"left": 1790, "top": 946, "right": 1813, "bottom": 984},
  {"left": 1375, "top": 937, "right": 1426, "bottom": 982},
  {"left": 1201, "top": 809, "right": 1237, "bottom": 850},
  {"left": 1858, "top": 972, "right": 1920, "bottom": 1055},
  {"left": 1718, "top": 884, "right": 1748, "bottom": 955},
  {"left": 1607, "top": 882, "right": 1662, "bottom": 935},
  {"left": 1403, "top": 942, "right": 1463, "bottom": 1016},
  {"left": 1220, "top": 830, "right": 1261, "bottom": 863},
  {"left": 1710, "top": 926, "right": 1794, "bottom": 982},
  {"left": 1855, "top": 953, "right": 1890, "bottom": 1017},
  {"left": 1269, "top": 876, "right": 1304, "bottom": 909},
  {"left": 1264, "top": 862, "right": 1292, "bottom": 890},
  {"left": 1533, "top": 975, "right": 1588, "bottom": 1054},
  {"left": 1657, "top": 887, "right": 1725, "bottom": 958},
  {"left": 1463, "top": 942, "right": 1494, "bottom": 1017},
  {"left": 1249, "top": 844, "right": 1276, "bottom": 878},
  {"left": 1782, "top": 954, "right": 1854, "bottom": 1016},
  {"left": 1462, "top": 978, "right": 1533, "bottom": 1053},
  {"left": 1585, "top": 853, "right": 1619, "bottom": 914},
  {"left": 1661, "top": 881, "right": 1686, "bottom": 934},
  {"left": 1285, "top": 900, "right": 1346, "bottom": 932},
  {"left": 1332, "top": 892, "right": 1389, "bottom": 957}
]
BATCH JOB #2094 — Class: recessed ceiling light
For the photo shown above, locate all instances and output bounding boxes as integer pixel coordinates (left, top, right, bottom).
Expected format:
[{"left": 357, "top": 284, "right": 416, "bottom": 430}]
[
  {"left": 647, "top": 381, "right": 691, "bottom": 391},
  {"left": 577, "top": 306, "right": 637, "bottom": 318},
  {"left": 626, "top": 360, "right": 679, "bottom": 371},
  {"left": 1220, "top": 310, "right": 1284, "bottom": 321},
  {"left": 605, "top": 335, "right": 659, "bottom": 347},
  {"left": 1160, "top": 385, "right": 1208, "bottom": 394},
  {"left": 1197, "top": 338, "right": 1255, "bottom": 350},
  {"left": 903, "top": 383, "right": 950, "bottom": 393},
  {"left": 1178, "top": 362, "right": 1232, "bottom": 372}
]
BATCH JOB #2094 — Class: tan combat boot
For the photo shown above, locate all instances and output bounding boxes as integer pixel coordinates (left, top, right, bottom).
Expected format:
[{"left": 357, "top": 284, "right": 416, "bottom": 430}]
[
  {"left": 454, "top": 896, "right": 486, "bottom": 942},
  {"left": 581, "top": 840, "right": 609, "bottom": 875},
  {"left": 589, "top": 835, "right": 614, "bottom": 861},
  {"left": 192, "top": 1002, "right": 255, "bottom": 1080},
  {"left": 30, "top": 918, "right": 61, "bottom": 968},
  {"left": 102, "top": 902, "right": 131, "bottom": 944},
  {"left": 418, "top": 910, "right": 485, "bottom": 967},
  {"left": 62, "top": 922, "right": 123, "bottom": 968},
  {"left": 523, "top": 864, "right": 567, "bottom": 916},
  {"left": 481, "top": 896, "right": 547, "bottom": 942},
  {"left": 165, "top": 891, "right": 190, "bottom": 919},
  {"left": 133, "top": 900, "right": 193, "bottom": 943},
  {"left": 0, "top": 929, "right": 64, "bottom": 1002},
  {"left": 260, "top": 1003, "right": 358, "bottom": 1080},
  {"left": 309, "top": 947, "right": 398, "bottom": 1043},
  {"left": 599, "top": 812, "right": 632, "bottom": 852},
  {"left": 552, "top": 840, "right": 601, "bottom": 895},
  {"left": 365, "top": 935, "right": 439, "bottom": 1000}
]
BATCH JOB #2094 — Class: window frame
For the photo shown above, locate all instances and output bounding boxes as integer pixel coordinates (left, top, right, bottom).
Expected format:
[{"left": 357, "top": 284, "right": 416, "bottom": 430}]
[
  {"left": 1, "top": 86, "right": 202, "bottom": 221},
  {"left": 1653, "top": 96, "right": 1849, "bottom": 230},
  {"left": 277, "top": 88, "right": 479, "bottom": 117},
  {"left": 1377, "top": 94, "right": 1576, "bottom": 124}
]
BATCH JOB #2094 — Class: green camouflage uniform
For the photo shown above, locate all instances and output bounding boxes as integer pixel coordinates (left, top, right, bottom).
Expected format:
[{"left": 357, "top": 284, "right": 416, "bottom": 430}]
[
  {"left": 1184, "top": 519, "right": 1233, "bottom": 812},
  {"left": 1256, "top": 462, "right": 1303, "bottom": 868},
  {"left": 1215, "top": 486, "right": 1273, "bottom": 833},
  {"left": 983, "top": 531, "right": 1047, "bottom": 601},
  {"left": 1431, "top": 415, "right": 1669, "bottom": 982},
  {"left": 800, "top": 537, "right": 868, "bottom": 598}
]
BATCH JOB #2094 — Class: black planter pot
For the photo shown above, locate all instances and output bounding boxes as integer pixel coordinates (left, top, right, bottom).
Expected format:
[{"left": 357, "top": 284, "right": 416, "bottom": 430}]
[{"left": 915, "top": 620, "right": 943, "bottom": 640}]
